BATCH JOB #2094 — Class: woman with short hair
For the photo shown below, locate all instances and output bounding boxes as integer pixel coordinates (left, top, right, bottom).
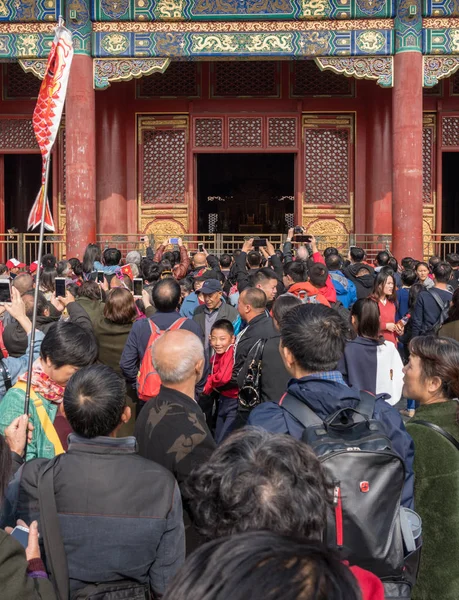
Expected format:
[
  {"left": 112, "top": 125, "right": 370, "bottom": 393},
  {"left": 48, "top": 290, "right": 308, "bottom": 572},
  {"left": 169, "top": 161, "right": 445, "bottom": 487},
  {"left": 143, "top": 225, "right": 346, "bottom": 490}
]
[{"left": 404, "top": 336, "right": 459, "bottom": 600}]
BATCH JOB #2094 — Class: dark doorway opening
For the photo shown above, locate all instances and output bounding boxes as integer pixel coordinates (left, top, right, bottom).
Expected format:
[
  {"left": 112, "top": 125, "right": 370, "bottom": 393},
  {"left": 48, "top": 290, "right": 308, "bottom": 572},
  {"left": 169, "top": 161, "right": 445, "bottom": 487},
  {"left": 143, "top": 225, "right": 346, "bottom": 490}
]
[
  {"left": 197, "top": 153, "right": 295, "bottom": 234},
  {"left": 442, "top": 152, "right": 459, "bottom": 233},
  {"left": 4, "top": 154, "right": 52, "bottom": 232}
]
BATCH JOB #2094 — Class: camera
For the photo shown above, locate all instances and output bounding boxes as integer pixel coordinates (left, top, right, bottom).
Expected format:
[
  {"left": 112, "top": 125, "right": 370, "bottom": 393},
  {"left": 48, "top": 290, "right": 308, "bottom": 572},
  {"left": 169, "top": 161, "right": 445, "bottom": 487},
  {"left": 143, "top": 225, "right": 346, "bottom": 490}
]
[{"left": 293, "top": 226, "right": 304, "bottom": 235}]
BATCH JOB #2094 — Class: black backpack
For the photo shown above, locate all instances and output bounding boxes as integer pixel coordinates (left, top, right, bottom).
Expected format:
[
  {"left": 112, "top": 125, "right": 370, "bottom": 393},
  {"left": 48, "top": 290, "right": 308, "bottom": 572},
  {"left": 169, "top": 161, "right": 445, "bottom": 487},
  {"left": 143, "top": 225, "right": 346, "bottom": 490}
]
[
  {"left": 281, "top": 391, "right": 419, "bottom": 599},
  {"left": 424, "top": 289, "right": 450, "bottom": 336}
]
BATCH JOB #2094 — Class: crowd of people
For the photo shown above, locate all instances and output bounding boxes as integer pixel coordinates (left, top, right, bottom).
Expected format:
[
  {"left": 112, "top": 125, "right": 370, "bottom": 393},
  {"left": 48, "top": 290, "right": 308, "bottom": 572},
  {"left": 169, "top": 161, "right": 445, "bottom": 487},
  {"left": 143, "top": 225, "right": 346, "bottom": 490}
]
[{"left": 0, "top": 230, "right": 457, "bottom": 599}]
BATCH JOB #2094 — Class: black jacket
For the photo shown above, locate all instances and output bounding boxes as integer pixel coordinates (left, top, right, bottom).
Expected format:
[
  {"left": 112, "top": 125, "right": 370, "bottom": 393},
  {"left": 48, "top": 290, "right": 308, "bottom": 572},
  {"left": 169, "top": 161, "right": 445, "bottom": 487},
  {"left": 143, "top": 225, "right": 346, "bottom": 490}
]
[
  {"left": 8, "top": 435, "right": 185, "bottom": 597},
  {"left": 411, "top": 287, "right": 453, "bottom": 337},
  {"left": 134, "top": 386, "right": 216, "bottom": 552},
  {"left": 232, "top": 313, "right": 278, "bottom": 385},
  {"left": 343, "top": 263, "right": 375, "bottom": 299},
  {"left": 237, "top": 332, "right": 290, "bottom": 404}
]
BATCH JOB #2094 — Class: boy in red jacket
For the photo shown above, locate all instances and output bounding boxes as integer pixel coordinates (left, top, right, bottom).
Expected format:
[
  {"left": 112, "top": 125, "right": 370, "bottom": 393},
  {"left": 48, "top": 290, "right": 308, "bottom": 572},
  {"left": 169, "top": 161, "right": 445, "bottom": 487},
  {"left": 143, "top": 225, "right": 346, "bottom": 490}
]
[{"left": 203, "top": 319, "right": 238, "bottom": 444}]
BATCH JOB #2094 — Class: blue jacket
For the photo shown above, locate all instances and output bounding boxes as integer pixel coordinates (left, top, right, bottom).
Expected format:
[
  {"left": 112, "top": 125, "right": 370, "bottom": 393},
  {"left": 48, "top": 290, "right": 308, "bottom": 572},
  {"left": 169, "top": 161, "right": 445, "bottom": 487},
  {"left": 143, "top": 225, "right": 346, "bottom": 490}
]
[
  {"left": 329, "top": 271, "right": 357, "bottom": 309},
  {"left": 248, "top": 375, "right": 415, "bottom": 509},
  {"left": 0, "top": 330, "right": 45, "bottom": 401},
  {"left": 180, "top": 292, "right": 200, "bottom": 318},
  {"left": 396, "top": 287, "right": 410, "bottom": 322}
]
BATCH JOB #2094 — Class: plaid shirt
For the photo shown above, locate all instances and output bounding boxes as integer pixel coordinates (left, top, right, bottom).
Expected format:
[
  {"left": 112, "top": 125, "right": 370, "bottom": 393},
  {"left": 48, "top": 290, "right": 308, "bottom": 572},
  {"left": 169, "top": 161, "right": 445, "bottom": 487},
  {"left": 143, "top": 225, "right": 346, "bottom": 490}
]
[{"left": 307, "top": 371, "right": 348, "bottom": 386}]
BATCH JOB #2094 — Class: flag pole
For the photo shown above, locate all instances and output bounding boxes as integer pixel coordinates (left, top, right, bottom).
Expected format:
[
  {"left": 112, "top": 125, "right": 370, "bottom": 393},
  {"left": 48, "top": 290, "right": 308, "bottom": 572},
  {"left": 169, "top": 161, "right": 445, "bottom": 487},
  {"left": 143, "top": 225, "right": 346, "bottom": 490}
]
[{"left": 24, "top": 156, "right": 51, "bottom": 416}]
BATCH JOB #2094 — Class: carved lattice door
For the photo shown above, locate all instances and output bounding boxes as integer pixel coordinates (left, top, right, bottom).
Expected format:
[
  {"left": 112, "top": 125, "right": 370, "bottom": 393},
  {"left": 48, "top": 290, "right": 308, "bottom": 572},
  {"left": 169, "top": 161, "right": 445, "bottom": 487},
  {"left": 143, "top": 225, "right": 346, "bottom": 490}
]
[
  {"left": 302, "top": 114, "right": 354, "bottom": 245},
  {"left": 137, "top": 115, "right": 190, "bottom": 238}
]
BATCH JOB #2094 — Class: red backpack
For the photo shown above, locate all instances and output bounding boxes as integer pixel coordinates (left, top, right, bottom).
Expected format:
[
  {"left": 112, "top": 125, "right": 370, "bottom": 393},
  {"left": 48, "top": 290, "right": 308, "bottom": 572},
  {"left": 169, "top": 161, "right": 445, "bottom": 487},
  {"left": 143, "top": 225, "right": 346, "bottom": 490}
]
[{"left": 137, "top": 317, "right": 187, "bottom": 401}]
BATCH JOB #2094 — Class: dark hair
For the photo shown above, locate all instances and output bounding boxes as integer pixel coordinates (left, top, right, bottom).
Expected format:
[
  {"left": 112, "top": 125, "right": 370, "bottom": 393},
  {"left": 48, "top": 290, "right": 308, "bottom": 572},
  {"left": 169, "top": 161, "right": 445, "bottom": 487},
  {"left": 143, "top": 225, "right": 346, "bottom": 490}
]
[
  {"left": 172, "top": 250, "right": 181, "bottom": 266},
  {"left": 408, "top": 283, "right": 424, "bottom": 311},
  {"left": 309, "top": 263, "right": 328, "bottom": 288},
  {"left": 250, "top": 268, "right": 278, "bottom": 287},
  {"left": 429, "top": 255, "right": 441, "bottom": 269},
  {"left": 247, "top": 251, "right": 262, "bottom": 268},
  {"left": 104, "top": 288, "right": 137, "bottom": 324},
  {"left": 0, "top": 434, "right": 12, "bottom": 499},
  {"left": 64, "top": 365, "right": 127, "bottom": 438},
  {"left": 40, "top": 268, "right": 57, "bottom": 293},
  {"left": 57, "top": 260, "right": 71, "bottom": 277},
  {"left": 42, "top": 253, "right": 57, "bottom": 270},
  {"left": 144, "top": 261, "right": 162, "bottom": 284},
  {"left": 350, "top": 247, "right": 365, "bottom": 262},
  {"left": 433, "top": 261, "right": 452, "bottom": 284},
  {"left": 77, "top": 281, "right": 102, "bottom": 301},
  {"left": 183, "top": 428, "right": 331, "bottom": 541},
  {"left": 272, "top": 294, "right": 302, "bottom": 325},
  {"left": 376, "top": 250, "right": 390, "bottom": 266},
  {"left": 284, "top": 261, "right": 308, "bottom": 283},
  {"left": 372, "top": 269, "right": 396, "bottom": 302},
  {"left": 0, "top": 263, "right": 8, "bottom": 276},
  {"left": 445, "top": 287, "right": 459, "bottom": 324},
  {"left": 40, "top": 321, "right": 98, "bottom": 369},
  {"left": 103, "top": 247, "right": 121, "bottom": 267},
  {"left": 211, "top": 319, "right": 234, "bottom": 336},
  {"left": 388, "top": 257, "right": 398, "bottom": 272},
  {"left": 409, "top": 336, "right": 459, "bottom": 400},
  {"left": 446, "top": 253, "right": 459, "bottom": 268},
  {"left": 350, "top": 298, "right": 380, "bottom": 340},
  {"left": 219, "top": 254, "right": 232, "bottom": 269},
  {"left": 68, "top": 258, "right": 83, "bottom": 277},
  {"left": 22, "top": 290, "right": 48, "bottom": 318},
  {"left": 179, "top": 277, "right": 193, "bottom": 294},
  {"left": 401, "top": 257, "right": 416, "bottom": 271},
  {"left": 325, "top": 254, "right": 342, "bottom": 272},
  {"left": 401, "top": 269, "right": 417, "bottom": 287},
  {"left": 163, "top": 532, "right": 360, "bottom": 600},
  {"left": 323, "top": 247, "right": 339, "bottom": 259},
  {"left": 241, "top": 287, "right": 267, "bottom": 310},
  {"left": 152, "top": 278, "right": 181, "bottom": 311},
  {"left": 82, "top": 243, "right": 102, "bottom": 274},
  {"left": 281, "top": 304, "right": 347, "bottom": 372}
]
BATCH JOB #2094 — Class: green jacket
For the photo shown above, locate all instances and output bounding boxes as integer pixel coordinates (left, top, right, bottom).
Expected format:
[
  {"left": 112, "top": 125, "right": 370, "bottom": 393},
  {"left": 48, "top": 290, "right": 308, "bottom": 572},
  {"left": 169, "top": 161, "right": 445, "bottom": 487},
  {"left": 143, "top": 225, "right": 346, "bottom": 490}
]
[
  {"left": 406, "top": 401, "right": 459, "bottom": 600},
  {"left": 0, "top": 529, "right": 56, "bottom": 599},
  {"left": 0, "top": 387, "right": 58, "bottom": 461}
]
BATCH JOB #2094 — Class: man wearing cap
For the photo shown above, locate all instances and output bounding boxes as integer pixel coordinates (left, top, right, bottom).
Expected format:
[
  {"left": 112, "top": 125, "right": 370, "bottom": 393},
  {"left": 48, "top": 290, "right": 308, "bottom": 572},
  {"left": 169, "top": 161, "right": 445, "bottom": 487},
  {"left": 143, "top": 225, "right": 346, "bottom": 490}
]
[
  {"left": 6, "top": 259, "right": 26, "bottom": 279},
  {"left": 192, "top": 280, "right": 241, "bottom": 349}
]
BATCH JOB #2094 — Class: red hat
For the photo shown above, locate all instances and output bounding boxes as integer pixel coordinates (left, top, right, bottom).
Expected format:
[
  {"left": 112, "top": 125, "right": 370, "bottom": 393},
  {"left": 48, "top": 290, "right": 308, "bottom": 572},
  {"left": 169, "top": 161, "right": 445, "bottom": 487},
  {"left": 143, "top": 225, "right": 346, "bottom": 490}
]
[
  {"left": 6, "top": 258, "right": 26, "bottom": 269},
  {"left": 29, "top": 261, "right": 39, "bottom": 274}
]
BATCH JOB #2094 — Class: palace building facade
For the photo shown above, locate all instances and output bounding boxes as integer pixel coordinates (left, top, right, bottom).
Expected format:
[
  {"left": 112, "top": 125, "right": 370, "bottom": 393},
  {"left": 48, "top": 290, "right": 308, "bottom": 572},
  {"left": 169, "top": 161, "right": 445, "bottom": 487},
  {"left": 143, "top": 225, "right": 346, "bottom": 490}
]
[{"left": 0, "top": 0, "right": 458, "bottom": 258}]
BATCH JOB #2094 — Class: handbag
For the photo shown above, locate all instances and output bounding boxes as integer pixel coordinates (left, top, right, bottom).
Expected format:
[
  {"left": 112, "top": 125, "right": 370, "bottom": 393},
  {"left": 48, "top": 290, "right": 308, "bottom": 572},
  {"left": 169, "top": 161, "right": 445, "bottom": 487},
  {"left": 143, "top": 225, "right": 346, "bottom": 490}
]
[
  {"left": 238, "top": 338, "right": 266, "bottom": 410},
  {"left": 37, "top": 458, "right": 151, "bottom": 600}
]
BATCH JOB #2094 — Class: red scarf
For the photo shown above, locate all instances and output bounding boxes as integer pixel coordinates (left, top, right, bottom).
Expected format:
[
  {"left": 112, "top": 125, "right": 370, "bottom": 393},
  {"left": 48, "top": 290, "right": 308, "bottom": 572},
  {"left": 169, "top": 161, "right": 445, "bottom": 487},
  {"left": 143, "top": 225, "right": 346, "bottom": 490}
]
[{"left": 19, "top": 360, "right": 65, "bottom": 404}]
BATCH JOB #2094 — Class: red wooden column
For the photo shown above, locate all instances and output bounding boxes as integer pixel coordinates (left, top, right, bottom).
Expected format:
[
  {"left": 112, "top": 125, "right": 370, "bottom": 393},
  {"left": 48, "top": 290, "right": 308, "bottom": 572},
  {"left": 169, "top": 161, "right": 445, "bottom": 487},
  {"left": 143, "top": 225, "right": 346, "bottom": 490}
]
[
  {"left": 96, "top": 84, "right": 127, "bottom": 233},
  {"left": 65, "top": 55, "right": 96, "bottom": 259},
  {"left": 365, "top": 82, "right": 392, "bottom": 234},
  {"left": 392, "top": 2, "right": 423, "bottom": 260}
]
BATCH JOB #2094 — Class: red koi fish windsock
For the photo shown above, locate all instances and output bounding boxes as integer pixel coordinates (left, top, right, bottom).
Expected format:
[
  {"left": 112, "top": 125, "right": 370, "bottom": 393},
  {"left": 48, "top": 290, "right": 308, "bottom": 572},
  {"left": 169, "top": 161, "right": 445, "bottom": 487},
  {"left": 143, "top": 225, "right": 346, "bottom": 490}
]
[{"left": 28, "top": 19, "right": 73, "bottom": 232}]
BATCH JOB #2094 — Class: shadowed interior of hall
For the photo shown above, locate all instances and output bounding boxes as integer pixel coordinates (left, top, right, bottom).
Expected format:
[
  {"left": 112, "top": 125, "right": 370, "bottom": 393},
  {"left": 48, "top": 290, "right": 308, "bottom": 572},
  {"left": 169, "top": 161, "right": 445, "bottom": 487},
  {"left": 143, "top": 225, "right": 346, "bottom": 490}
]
[{"left": 197, "top": 153, "right": 294, "bottom": 234}]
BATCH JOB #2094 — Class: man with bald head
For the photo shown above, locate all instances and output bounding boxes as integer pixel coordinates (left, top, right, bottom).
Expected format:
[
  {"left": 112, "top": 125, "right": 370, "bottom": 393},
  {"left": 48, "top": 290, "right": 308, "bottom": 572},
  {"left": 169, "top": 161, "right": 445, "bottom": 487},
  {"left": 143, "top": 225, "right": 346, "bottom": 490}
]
[
  {"left": 135, "top": 329, "right": 215, "bottom": 489},
  {"left": 135, "top": 329, "right": 216, "bottom": 551}
]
